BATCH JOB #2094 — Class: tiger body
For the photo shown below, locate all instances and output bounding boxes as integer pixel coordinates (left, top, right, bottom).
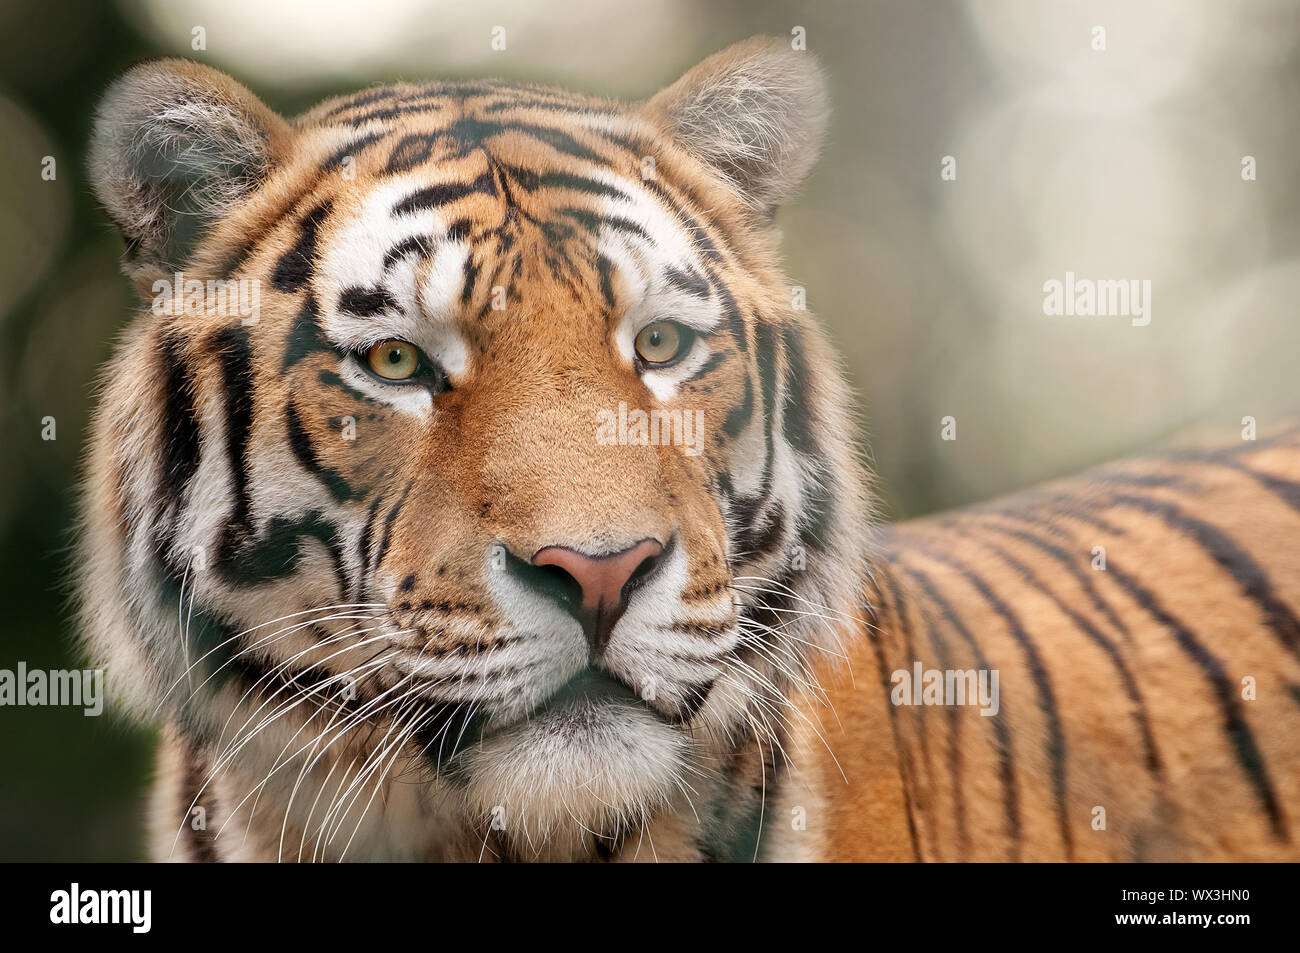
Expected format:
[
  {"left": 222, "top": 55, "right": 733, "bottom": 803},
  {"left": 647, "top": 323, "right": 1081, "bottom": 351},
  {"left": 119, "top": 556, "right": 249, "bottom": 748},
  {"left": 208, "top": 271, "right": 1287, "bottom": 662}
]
[
  {"left": 779, "top": 436, "right": 1300, "bottom": 861},
  {"left": 77, "top": 40, "right": 1300, "bottom": 862}
]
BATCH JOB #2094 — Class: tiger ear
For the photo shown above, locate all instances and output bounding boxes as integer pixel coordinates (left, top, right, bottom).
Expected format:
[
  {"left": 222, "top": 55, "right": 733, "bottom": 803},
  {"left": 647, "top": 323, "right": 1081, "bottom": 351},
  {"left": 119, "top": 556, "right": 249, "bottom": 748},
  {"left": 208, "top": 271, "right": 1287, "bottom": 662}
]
[
  {"left": 644, "top": 36, "right": 829, "bottom": 213},
  {"left": 88, "top": 58, "right": 290, "bottom": 281}
]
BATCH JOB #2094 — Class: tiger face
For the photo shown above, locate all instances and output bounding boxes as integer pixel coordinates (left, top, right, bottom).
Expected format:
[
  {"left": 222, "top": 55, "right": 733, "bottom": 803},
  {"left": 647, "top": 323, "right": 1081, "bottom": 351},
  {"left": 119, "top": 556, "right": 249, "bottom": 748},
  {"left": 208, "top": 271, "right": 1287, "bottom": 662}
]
[{"left": 81, "top": 38, "right": 870, "bottom": 858}]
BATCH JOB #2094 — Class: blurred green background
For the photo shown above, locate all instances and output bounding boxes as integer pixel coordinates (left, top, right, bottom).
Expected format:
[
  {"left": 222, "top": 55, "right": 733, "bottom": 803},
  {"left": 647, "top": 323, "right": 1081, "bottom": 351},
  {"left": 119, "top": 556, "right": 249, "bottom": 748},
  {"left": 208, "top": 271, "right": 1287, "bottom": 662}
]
[{"left": 1, "top": 0, "right": 1297, "bottom": 860}]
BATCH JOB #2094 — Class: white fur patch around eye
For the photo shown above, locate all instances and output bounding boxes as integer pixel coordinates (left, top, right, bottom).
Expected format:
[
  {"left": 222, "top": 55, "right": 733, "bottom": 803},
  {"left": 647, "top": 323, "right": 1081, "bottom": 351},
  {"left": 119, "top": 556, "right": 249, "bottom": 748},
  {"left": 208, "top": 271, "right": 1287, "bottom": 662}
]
[
  {"left": 311, "top": 177, "right": 473, "bottom": 397},
  {"left": 594, "top": 183, "right": 724, "bottom": 401},
  {"left": 338, "top": 358, "right": 433, "bottom": 420}
]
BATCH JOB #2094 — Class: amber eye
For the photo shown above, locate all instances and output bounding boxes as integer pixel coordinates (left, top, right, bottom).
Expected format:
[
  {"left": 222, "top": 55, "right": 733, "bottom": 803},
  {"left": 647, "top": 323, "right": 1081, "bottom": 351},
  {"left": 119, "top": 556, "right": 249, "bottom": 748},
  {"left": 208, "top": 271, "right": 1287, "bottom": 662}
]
[
  {"left": 634, "top": 321, "right": 692, "bottom": 366},
  {"left": 365, "top": 340, "right": 421, "bottom": 380}
]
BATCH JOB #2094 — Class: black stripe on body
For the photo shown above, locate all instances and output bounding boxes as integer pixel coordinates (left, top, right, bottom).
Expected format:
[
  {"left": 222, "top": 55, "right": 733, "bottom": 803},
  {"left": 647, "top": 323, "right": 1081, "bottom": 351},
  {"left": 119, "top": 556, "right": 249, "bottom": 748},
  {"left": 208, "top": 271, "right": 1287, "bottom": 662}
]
[
  {"left": 1102, "top": 559, "right": 1289, "bottom": 841},
  {"left": 918, "top": 544, "right": 1074, "bottom": 860},
  {"left": 1106, "top": 489, "right": 1300, "bottom": 663},
  {"left": 867, "top": 622, "right": 924, "bottom": 862},
  {"left": 955, "top": 526, "right": 1166, "bottom": 783},
  {"left": 877, "top": 565, "right": 961, "bottom": 860},
  {"left": 898, "top": 560, "right": 1021, "bottom": 861},
  {"left": 976, "top": 515, "right": 1133, "bottom": 644}
]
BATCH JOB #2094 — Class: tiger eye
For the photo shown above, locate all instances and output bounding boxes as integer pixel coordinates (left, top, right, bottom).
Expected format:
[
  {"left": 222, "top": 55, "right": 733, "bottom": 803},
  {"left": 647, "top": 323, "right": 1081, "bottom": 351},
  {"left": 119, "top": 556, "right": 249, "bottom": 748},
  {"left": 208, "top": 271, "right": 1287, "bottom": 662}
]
[
  {"left": 634, "top": 321, "right": 686, "bottom": 365},
  {"left": 366, "top": 340, "right": 420, "bottom": 380}
]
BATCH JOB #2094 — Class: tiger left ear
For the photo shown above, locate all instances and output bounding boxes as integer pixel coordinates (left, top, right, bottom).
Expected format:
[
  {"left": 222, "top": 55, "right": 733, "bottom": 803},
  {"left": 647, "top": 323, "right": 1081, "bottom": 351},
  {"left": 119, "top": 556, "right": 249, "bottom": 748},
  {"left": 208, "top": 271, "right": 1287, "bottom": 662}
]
[
  {"left": 88, "top": 58, "right": 291, "bottom": 286},
  {"left": 643, "top": 36, "right": 829, "bottom": 214}
]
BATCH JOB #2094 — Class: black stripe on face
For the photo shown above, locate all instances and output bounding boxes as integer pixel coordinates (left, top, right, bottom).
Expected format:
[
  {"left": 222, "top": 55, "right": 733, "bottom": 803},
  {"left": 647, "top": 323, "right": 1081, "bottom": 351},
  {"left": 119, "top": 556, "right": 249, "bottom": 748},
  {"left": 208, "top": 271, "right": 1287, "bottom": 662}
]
[
  {"left": 723, "top": 373, "right": 753, "bottom": 438},
  {"left": 357, "top": 492, "right": 386, "bottom": 600},
  {"left": 272, "top": 201, "right": 333, "bottom": 293},
  {"left": 319, "top": 87, "right": 403, "bottom": 120},
  {"left": 383, "top": 235, "right": 436, "bottom": 270},
  {"left": 899, "top": 560, "right": 1022, "bottom": 861},
  {"left": 1108, "top": 490, "right": 1300, "bottom": 663},
  {"left": 468, "top": 119, "right": 606, "bottom": 163},
  {"left": 286, "top": 400, "right": 354, "bottom": 503},
  {"left": 372, "top": 483, "right": 412, "bottom": 577},
  {"left": 392, "top": 171, "right": 497, "bottom": 217},
  {"left": 596, "top": 254, "right": 617, "bottom": 310},
  {"left": 799, "top": 480, "right": 835, "bottom": 554},
  {"left": 919, "top": 544, "right": 1074, "bottom": 860},
  {"left": 733, "top": 504, "right": 787, "bottom": 563},
  {"left": 384, "top": 132, "right": 441, "bottom": 175},
  {"left": 780, "top": 326, "right": 820, "bottom": 458},
  {"left": 719, "top": 284, "right": 748, "bottom": 354},
  {"left": 527, "top": 169, "right": 625, "bottom": 201},
  {"left": 557, "top": 207, "right": 650, "bottom": 243},
  {"left": 779, "top": 326, "right": 837, "bottom": 551},
  {"left": 337, "top": 97, "right": 447, "bottom": 127},
  {"left": 643, "top": 185, "right": 727, "bottom": 264},
  {"left": 211, "top": 326, "right": 255, "bottom": 563},
  {"left": 220, "top": 509, "right": 347, "bottom": 591},
  {"left": 321, "top": 131, "right": 386, "bottom": 173},
  {"left": 156, "top": 332, "right": 201, "bottom": 507},
  {"left": 665, "top": 265, "right": 711, "bottom": 299},
  {"left": 1222, "top": 459, "right": 1300, "bottom": 513},
  {"left": 281, "top": 295, "right": 332, "bottom": 372},
  {"left": 753, "top": 322, "right": 780, "bottom": 479},
  {"left": 690, "top": 349, "right": 729, "bottom": 381},
  {"left": 317, "top": 369, "right": 379, "bottom": 404},
  {"left": 339, "top": 286, "right": 398, "bottom": 317},
  {"left": 1103, "top": 560, "right": 1289, "bottom": 841}
]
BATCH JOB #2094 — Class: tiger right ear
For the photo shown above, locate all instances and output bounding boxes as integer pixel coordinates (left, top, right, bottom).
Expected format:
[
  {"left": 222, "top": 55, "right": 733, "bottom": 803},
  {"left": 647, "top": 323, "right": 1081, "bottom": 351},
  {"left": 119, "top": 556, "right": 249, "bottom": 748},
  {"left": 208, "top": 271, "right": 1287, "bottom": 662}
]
[
  {"left": 88, "top": 59, "right": 290, "bottom": 283},
  {"left": 644, "top": 36, "right": 829, "bottom": 214}
]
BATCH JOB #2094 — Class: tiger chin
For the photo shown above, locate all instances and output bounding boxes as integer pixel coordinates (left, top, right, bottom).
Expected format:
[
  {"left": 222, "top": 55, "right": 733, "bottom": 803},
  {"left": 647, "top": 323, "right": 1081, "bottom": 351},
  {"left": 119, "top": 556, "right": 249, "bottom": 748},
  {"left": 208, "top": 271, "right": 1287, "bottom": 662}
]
[{"left": 78, "top": 39, "right": 1300, "bottom": 863}]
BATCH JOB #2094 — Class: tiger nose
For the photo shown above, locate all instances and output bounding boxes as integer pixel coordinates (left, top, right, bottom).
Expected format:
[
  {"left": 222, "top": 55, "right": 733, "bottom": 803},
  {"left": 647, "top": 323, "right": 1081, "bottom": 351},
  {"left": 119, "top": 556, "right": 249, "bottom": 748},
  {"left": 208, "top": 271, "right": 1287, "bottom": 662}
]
[{"left": 530, "top": 539, "right": 664, "bottom": 653}]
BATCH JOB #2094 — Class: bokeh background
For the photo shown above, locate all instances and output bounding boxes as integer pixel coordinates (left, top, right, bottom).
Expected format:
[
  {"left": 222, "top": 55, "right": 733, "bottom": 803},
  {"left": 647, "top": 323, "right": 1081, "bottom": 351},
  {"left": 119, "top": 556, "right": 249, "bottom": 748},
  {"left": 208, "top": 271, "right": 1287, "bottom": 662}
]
[{"left": 1, "top": 0, "right": 1297, "bottom": 860}]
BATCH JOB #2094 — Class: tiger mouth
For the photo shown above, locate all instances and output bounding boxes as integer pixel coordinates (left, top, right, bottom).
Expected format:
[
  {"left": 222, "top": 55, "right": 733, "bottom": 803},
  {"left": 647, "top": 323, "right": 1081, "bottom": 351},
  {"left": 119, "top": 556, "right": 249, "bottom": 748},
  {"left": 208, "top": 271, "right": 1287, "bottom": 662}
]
[{"left": 531, "top": 666, "right": 645, "bottom": 718}]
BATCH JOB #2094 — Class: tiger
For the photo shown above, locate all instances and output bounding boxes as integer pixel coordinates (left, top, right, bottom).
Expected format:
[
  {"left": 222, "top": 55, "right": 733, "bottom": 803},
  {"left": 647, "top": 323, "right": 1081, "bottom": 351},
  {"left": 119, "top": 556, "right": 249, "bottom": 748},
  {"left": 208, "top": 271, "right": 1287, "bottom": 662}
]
[{"left": 76, "top": 36, "right": 1300, "bottom": 862}]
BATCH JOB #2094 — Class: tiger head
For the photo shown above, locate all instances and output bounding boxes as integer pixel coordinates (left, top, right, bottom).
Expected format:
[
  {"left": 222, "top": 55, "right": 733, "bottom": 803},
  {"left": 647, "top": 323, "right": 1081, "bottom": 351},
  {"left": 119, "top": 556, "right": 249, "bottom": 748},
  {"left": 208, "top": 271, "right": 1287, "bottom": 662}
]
[{"left": 81, "top": 37, "right": 870, "bottom": 858}]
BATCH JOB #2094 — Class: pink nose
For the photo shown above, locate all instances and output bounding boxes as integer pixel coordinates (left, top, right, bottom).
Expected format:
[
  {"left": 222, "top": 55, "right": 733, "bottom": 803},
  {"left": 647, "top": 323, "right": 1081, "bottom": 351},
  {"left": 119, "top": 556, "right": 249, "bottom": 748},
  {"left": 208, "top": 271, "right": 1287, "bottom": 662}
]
[{"left": 532, "top": 539, "right": 664, "bottom": 614}]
